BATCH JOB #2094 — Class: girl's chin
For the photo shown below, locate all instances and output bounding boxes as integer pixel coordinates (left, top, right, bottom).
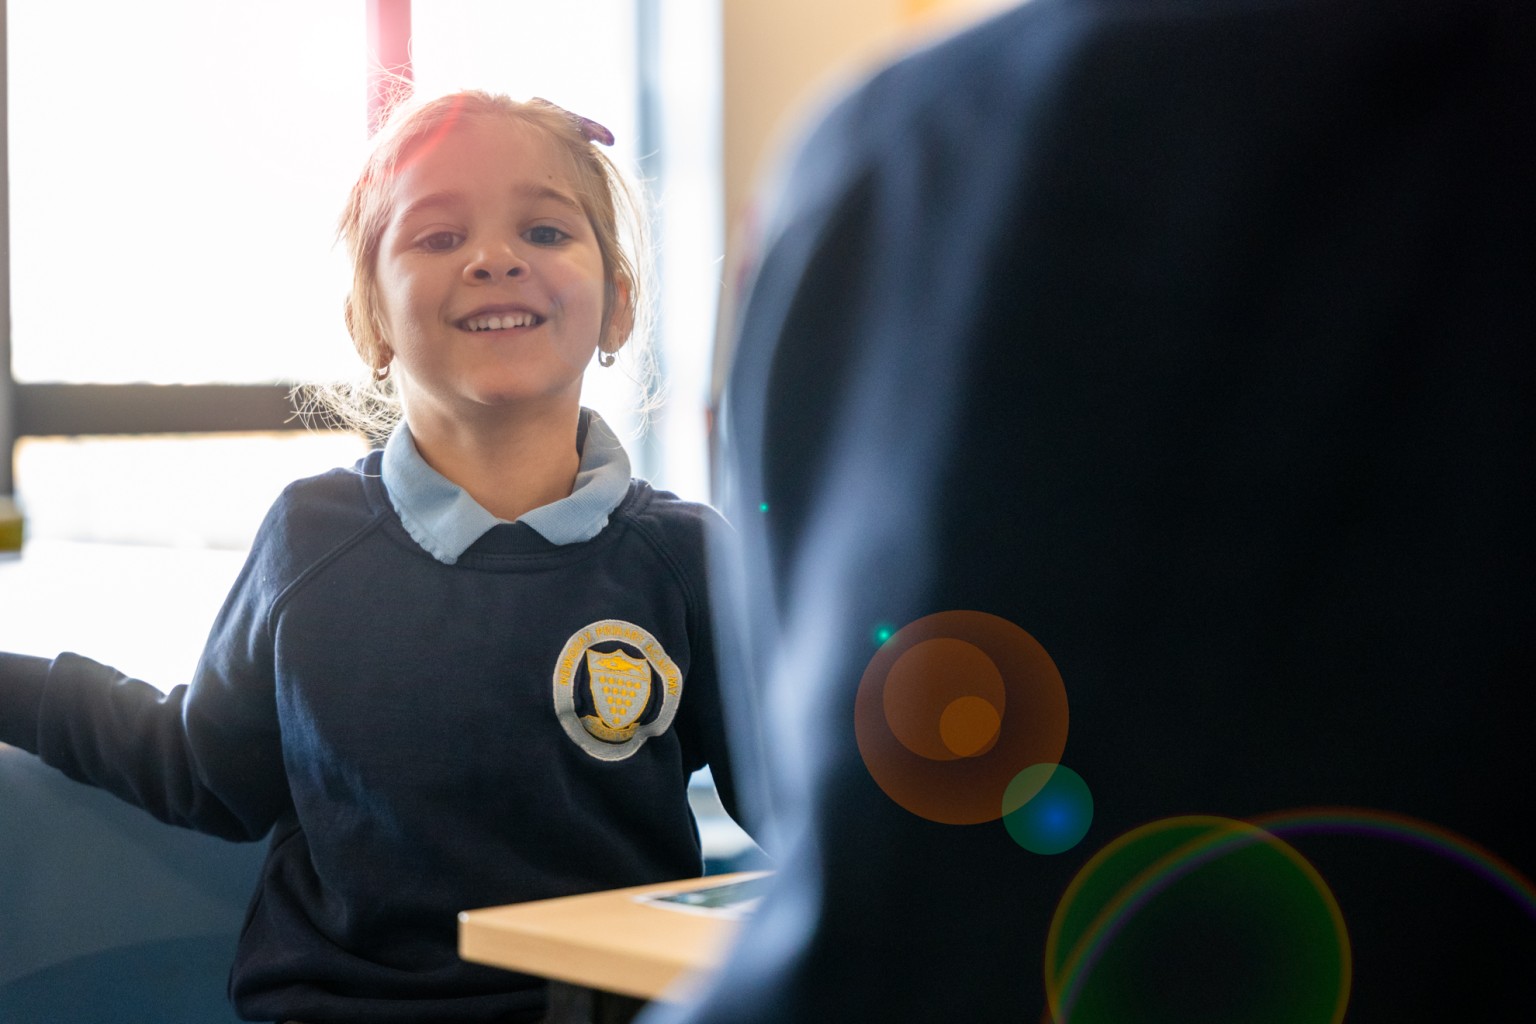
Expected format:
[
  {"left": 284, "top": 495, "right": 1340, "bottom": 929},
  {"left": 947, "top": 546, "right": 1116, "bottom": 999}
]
[
  {"left": 396, "top": 368, "right": 586, "bottom": 417},
  {"left": 466, "top": 383, "right": 585, "bottom": 413}
]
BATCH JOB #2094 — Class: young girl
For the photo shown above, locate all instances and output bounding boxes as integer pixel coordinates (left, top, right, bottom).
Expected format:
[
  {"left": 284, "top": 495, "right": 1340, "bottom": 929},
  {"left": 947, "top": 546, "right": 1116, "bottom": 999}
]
[{"left": 0, "top": 91, "right": 739, "bottom": 1024}]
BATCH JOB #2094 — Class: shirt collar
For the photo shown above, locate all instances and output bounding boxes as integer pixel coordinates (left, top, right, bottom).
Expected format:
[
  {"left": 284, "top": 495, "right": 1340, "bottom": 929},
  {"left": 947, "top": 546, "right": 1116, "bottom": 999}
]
[{"left": 381, "top": 408, "right": 632, "bottom": 564}]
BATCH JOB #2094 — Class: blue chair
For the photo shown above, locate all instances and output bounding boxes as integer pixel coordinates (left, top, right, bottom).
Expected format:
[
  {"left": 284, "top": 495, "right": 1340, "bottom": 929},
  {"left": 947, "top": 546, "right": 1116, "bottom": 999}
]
[{"left": 0, "top": 744, "right": 266, "bottom": 1024}]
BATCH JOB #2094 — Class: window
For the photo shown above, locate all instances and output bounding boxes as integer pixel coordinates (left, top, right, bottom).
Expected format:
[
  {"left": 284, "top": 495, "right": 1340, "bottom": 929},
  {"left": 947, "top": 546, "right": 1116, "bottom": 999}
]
[{"left": 4, "top": 0, "right": 723, "bottom": 548}]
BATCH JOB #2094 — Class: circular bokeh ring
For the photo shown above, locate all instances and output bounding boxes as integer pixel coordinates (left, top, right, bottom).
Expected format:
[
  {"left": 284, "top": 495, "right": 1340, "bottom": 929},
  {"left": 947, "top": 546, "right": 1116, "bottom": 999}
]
[
  {"left": 853, "top": 610, "right": 1069, "bottom": 824},
  {"left": 1004, "top": 764, "right": 1094, "bottom": 855},
  {"left": 1045, "top": 815, "right": 1351, "bottom": 1024}
]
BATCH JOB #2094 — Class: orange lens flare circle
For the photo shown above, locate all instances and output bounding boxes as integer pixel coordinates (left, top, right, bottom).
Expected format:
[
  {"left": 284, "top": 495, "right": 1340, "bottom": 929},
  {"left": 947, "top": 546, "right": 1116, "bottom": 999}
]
[
  {"left": 939, "top": 695, "right": 1003, "bottom": 757},
  {"left": 854, "top": 611, "right": 1069, "bottom": 824},
  {"left": 883, "top": 637, "right": 1007, "bottom": 761}
]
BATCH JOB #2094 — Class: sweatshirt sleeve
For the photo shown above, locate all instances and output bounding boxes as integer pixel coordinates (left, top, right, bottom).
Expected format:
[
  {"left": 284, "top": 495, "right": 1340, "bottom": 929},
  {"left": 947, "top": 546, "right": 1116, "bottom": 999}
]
[
  {"left": 0, "top": 652, "right": 51, "bottom": 748},
  {"left": 675, "top": 504, "right": 764, "bottom": 843},
  {"left": 0, "top": 521, "right": 292, "bottom": 842}
]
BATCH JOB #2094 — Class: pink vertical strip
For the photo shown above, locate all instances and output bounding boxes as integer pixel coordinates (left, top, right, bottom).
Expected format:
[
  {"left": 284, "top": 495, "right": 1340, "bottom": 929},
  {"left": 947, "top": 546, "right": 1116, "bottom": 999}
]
[{"left": 366, "top": 0, "right": 414, "bottom": 135}]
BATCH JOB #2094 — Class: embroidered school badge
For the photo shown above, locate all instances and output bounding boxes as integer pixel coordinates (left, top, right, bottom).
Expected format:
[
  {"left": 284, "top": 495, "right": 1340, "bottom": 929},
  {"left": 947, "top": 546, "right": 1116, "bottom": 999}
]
[{"left": 553, "top": 619, "right": 683, "bottom": 761}]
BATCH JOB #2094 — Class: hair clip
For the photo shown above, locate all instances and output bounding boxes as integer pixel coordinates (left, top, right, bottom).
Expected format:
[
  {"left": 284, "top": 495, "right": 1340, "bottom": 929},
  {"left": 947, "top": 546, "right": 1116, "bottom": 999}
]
[{"left": 531, "top": 97, "right": 615, "bottom": 147}]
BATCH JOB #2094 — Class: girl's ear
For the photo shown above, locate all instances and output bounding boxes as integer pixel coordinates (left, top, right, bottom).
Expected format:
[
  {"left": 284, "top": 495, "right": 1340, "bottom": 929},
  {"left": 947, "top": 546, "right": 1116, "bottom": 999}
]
[
  {"left": 345, "top": 293, "right": 392, "bottom": 370},
  {"left": 602, "top": 276, "right": 635, "bottom": 354}
]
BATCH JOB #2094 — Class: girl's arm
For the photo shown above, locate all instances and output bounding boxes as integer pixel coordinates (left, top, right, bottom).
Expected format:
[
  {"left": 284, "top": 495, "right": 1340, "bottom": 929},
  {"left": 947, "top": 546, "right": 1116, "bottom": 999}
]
[{"left": 0, "top": 521, "right": 294, "bottom": 842}]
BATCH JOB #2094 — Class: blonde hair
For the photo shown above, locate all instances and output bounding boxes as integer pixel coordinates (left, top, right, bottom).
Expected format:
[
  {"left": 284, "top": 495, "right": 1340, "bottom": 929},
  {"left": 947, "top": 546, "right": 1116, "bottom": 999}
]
[{"left": 306, "top": 89, "right": 656, "bottom": 439}]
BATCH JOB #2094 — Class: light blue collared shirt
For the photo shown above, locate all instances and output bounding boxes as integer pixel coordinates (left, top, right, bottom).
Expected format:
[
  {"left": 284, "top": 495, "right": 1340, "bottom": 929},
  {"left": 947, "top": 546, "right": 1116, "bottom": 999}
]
[{"left": 381, "top": 408, "right": 632, "bottom": 564}]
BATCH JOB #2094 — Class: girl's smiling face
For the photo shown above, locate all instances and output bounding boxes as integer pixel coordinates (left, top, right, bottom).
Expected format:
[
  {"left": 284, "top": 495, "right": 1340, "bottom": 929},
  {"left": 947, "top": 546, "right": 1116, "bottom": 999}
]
[{"left": 373, "top": 115, "right": 624, "bottom": 433}]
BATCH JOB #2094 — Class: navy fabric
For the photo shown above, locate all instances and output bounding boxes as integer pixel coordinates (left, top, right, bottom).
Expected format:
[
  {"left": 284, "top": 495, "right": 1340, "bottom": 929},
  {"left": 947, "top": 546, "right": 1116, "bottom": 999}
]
[{"left": 666, "top": 0, "right": 1536, "bottom": 1021}]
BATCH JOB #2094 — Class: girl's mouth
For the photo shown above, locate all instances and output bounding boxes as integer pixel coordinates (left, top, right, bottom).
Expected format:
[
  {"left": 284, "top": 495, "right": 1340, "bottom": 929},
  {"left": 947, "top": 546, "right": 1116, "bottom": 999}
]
[{"left": 459, "top": 311, "right": 544, "bottom": 332}]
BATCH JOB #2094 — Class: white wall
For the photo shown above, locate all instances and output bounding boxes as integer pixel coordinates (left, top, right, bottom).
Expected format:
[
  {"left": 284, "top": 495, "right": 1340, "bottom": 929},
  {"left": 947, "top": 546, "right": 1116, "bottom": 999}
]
[
  {"left": 720, "top": 0, "right": 1020, "bottom": 234},
  {"left": 711, "top": 0, "right": 1019, "bottom": 400}
]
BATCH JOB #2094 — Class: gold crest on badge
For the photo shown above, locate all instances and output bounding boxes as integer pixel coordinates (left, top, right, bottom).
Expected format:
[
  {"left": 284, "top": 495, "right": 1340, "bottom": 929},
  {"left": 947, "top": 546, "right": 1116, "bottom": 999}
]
[
  {"left": 582, "top": 649, "right": 652, "bottom": 741},
  {"left": 552, "top": 619, "right": 684, "bottom": 761}
]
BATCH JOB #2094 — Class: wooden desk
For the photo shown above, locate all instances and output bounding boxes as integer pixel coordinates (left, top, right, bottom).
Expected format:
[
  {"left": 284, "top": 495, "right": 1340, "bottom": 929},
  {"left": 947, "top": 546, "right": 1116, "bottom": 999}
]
[{"left": 459, "top": 871, "right": 770, "bottom": 1004}]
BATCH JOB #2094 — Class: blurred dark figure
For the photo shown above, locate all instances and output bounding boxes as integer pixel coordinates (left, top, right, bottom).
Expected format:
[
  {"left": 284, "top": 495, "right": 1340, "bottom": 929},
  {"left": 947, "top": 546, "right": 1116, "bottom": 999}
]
[{"left": 654, "top": 0, "right": 1535, "bottom": 1020}]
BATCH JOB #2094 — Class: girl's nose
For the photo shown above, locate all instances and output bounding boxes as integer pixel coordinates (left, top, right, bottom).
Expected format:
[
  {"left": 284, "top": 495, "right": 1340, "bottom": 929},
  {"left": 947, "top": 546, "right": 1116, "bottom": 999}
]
[{"left": 464, "top": 244, "right": 527, "bottom": 282}]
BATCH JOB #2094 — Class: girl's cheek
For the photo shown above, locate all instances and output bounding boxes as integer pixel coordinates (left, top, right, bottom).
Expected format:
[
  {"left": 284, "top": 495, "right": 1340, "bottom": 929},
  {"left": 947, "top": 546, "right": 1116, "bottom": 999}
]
[{"left": 549, "top": 279, "right": 606, "bottom": 318}]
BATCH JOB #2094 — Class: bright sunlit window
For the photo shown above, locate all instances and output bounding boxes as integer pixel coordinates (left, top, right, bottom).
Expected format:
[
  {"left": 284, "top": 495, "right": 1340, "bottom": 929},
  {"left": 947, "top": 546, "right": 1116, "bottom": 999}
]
[
  {"left": 7, "top": 0, "right": 365, "bottom": 387},
  {"left": 7, "top": 0, "right": 722, "bottom": 548}
]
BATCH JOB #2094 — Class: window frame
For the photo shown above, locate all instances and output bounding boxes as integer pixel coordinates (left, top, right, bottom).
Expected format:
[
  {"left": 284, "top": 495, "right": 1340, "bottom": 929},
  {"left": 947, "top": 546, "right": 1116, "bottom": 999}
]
[
  {"left": 0, "top": 0, "right": 385, "bottom": 493},
  {"left": 0, "top": 0, "right": 666, "bottom": 498}
]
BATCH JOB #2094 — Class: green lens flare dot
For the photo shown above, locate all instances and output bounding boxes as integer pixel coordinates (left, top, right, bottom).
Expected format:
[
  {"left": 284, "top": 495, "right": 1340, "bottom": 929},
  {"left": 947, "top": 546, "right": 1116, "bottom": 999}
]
[{"left": 1002, "top": 764, "right": 1093, "bottom": 855}]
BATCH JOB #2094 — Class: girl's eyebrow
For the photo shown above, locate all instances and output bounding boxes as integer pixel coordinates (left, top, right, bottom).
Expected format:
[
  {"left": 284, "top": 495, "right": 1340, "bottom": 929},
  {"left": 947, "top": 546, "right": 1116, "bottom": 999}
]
[
  {"left": 514, "top": 183, "right": 583, "bottom": 213},
  {"left": 394, "top": 185, "right": 581, "bottom": 227},
  {"left": 394, "top": 190, "right": 466, "bottom": 226}
]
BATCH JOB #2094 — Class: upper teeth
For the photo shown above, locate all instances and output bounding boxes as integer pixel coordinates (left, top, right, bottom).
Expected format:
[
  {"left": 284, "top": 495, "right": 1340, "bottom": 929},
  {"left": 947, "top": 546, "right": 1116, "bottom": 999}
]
[{"left": 464, "top": 312, "right": 536, "bottom": 331}]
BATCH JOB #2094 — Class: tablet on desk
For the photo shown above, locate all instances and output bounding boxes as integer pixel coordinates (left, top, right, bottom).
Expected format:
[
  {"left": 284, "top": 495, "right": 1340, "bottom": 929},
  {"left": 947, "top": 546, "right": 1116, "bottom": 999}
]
[{"left": 635, "top": 873, "right": 774, "bottom": 919}]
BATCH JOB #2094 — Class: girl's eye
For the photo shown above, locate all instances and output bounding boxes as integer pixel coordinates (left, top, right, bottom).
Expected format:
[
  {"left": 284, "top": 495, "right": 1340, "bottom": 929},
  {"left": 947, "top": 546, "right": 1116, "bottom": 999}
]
[
  {"left": 525, "top": 225, "right": 570, "bottom": 246},
  {"left": 419, "top": 231, "right": 462, "bottom": 252}
]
